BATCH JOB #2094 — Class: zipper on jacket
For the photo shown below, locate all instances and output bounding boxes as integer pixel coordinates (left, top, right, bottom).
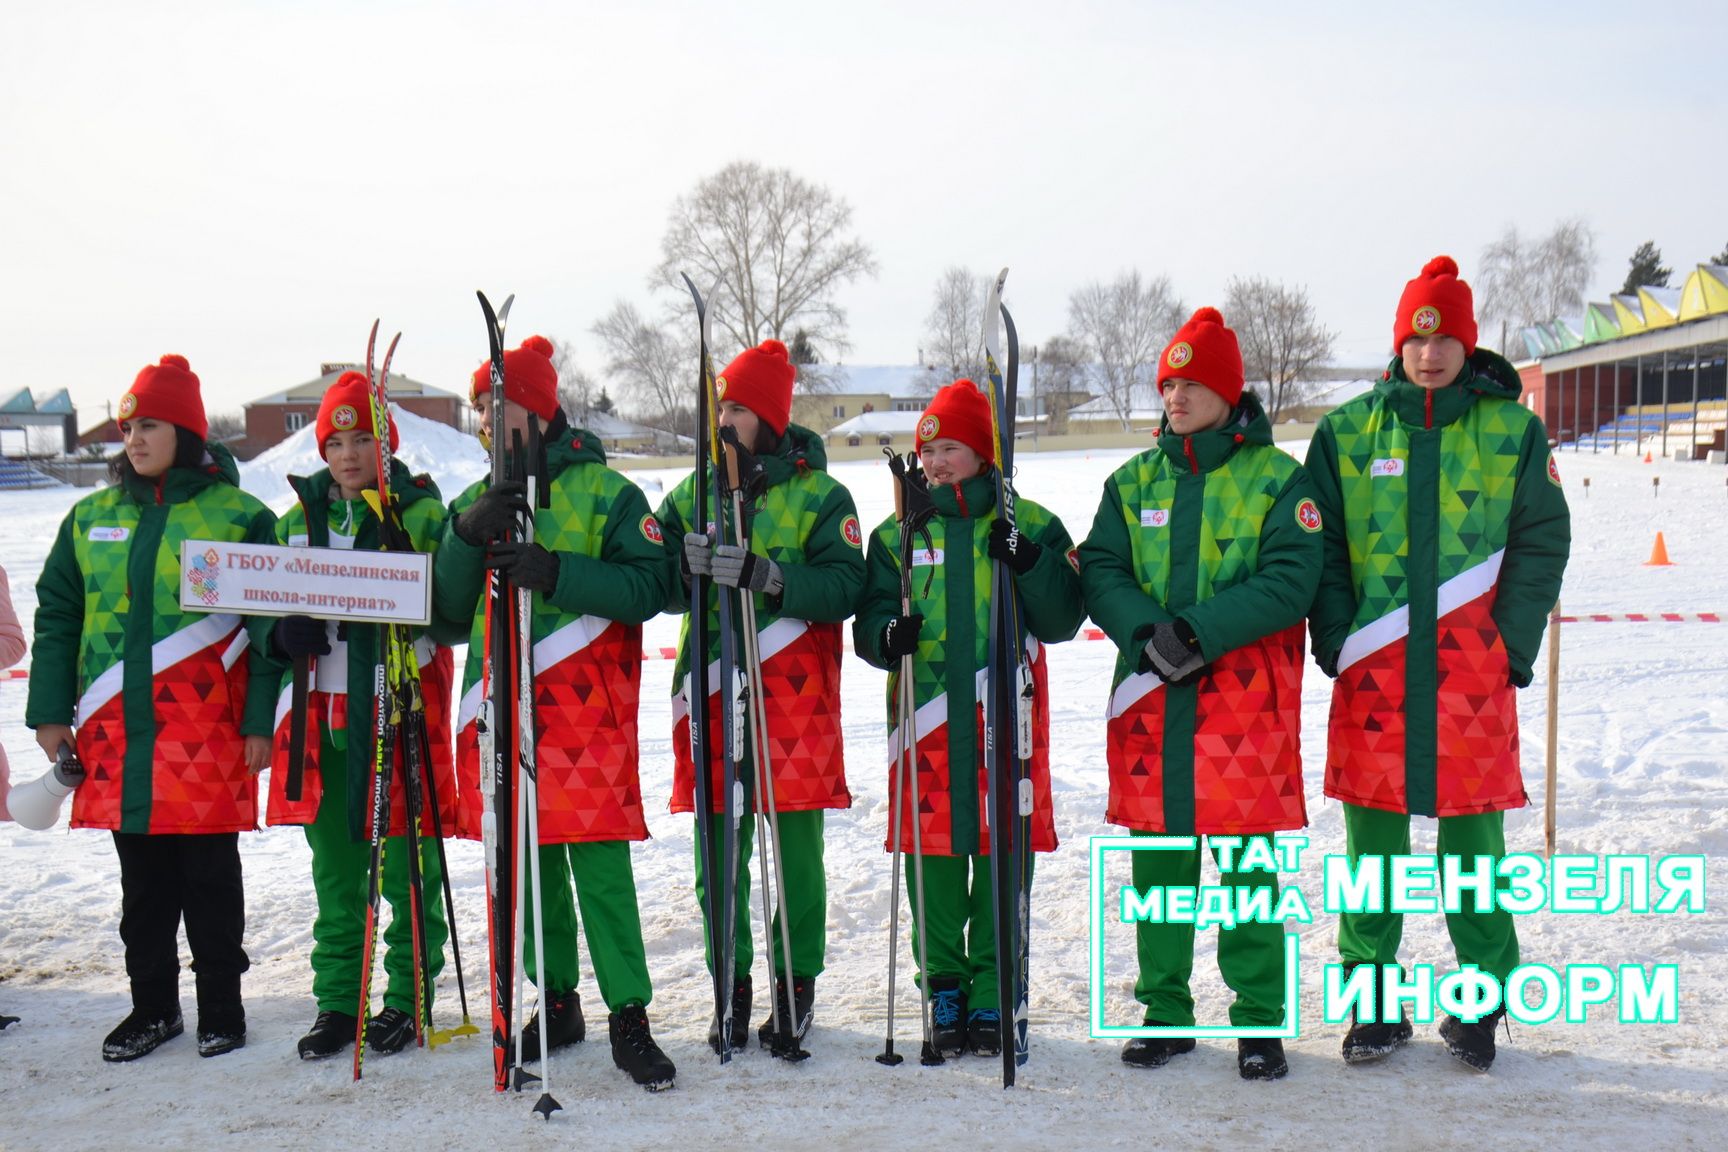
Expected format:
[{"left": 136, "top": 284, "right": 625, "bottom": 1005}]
[
  {"left": 1425, "top": 389, "right": 1433, "bottom": 430},
  {"left": 950, "top": 481, "right": 969, "bottom": 518},
  {"left": 1183, "top": 436, "right": 1199, "bottom": 472}
]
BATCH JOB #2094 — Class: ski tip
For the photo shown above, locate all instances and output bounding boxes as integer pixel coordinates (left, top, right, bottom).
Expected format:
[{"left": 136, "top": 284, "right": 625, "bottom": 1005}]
[{"left": 531, "top": 1093, "right": 562, "bottom": 1121}]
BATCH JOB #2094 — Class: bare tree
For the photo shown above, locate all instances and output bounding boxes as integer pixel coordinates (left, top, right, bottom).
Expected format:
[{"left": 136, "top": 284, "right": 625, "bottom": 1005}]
[
  {"left": 546, "top": 336, "right": 601, "bottom": 423},
  {"left": 652, "top": 160, "right": 878, "bottom": 387},
  {"left": 921, "top": 266, "right": 989, "bottom": 389},
  {"left": 1031, "top": 334, "right": 1087, "bottom": 435},
  {"left": 1478, "top": 219, "right": 1598, "bottom": 352},
  {"left": 1223, "top": 278, "right": 1337, "bottom": 422},
  {"left": 592, "top": 302, "right": 693, "bottom": 437},
  {"left": 1066, "top": 271, "right": 1184, "bottom": 431},
  {"left": 205, "top": 411, "right": 245, "bottom": 442}
]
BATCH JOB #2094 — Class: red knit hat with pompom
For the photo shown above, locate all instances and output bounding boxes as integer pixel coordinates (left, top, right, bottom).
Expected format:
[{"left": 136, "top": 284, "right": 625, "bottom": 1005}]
[
  {"left": 470, "top": 335, "right": 560, "bottom": 423},
  {"left": 1394, "top": 255, "right": 1478, "bottom": 354},
  {"left": 715, "top": 339, "right": 795, "bottom": 437},
  {"left": 1157, "top": 307, "right": 1245, "bottom": 407},
  {"left": 119, "top": 354, "right": 208, "bottom": 440},
  {"left": 316, "top": 370, "right": 399, "bottom": 460},
  {"left": 916, "top": 379, "right": 996, "bottom": 464}
]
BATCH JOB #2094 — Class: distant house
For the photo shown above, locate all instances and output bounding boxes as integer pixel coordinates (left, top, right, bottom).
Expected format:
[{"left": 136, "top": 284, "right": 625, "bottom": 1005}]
[
  {"left": 789, "top": 364, "right": 1091, "bottom": 436},
  {"left": 77, "top": 418, "right": 124, "bottom": 453},
  {"left": 241, "top": 364, "right": 464, "bottom": 459}
]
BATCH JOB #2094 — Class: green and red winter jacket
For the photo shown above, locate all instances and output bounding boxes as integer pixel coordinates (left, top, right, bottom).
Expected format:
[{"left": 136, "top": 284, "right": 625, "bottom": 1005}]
[
  {"left": 854, "top": 471, "right": 1082, "bottom": 856},
  {"left": 1306, "top": 349, "right": 1570, "bottom": 817},
  {"left": 26, "top": 445, "right": 280, "bottom": 834},
  {"left": 1079, "top": 394, "right": 1321, "bottom": 836},
  {"left": 264, "top": 461, "right": 465, "bottom": 841},
  {"left": 657, "top": 424, "right": 866, "bottom": 815},
  {"left": 435, "top": 421, "right": 670, "bottom": 844}
]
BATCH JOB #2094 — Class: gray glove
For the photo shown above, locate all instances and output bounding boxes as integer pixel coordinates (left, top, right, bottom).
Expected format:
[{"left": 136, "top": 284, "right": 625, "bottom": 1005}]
[
  {"left": 682, "top": 532, "right": 713, "bottom": 580},
  {"left": 1144, "top": 619, "right": 1205, "bottom": 685},
  {"left": 712, "top": 543, "right": 784, "bottom": 596}
]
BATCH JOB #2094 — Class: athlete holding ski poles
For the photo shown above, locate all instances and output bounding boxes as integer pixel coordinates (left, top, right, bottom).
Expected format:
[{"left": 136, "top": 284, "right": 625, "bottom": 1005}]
[
  {"left": 855, "top": 379, "right": 1082, "bottom": 1061},
  {"left": 264, "top": 370, "right": 465, "bottom": 1063},
  {"left": 435, "top": 334, "right": 677, "bottom": 1092},
  {"left": 657, "top": 338, "right": 866, "bottom": 1059}
]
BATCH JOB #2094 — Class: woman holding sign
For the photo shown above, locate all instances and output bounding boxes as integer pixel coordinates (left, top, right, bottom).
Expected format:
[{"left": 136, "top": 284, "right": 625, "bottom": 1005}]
[
  {"left": 262, "top": 371, "right": 463, "bottom": 1063},
  {"left": 25, "top": 354, "right": 279, "bottom": 1062}
]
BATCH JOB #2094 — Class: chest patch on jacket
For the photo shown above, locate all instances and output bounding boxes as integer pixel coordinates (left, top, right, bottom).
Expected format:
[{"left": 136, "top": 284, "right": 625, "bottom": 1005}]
[{"left": 1140, "top": 509, "right": 1170, "bottom": 528}]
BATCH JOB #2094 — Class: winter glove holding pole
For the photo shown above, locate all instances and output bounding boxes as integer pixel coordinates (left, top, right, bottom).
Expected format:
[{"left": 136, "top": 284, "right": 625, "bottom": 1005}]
[
  {"left": 453, "top": 480, "right": 530, "bottom": 546},
  {"left": 681, "top": 532, "right": 713, "bottom": 581},
  {"left": 1144, "top": 619, "right": 1205, "bottom": 685},
  {"left": 987, "top": 518, "right": 1041, "bottom": 576},
  {"left": 712, "top": 544, "right": 784, "bottom": 596},
  {"left": 880, "top": 614, "right": 924, "bottom": 659},
  {"left": 273, "top": 614, "right": 331, "bottom": 660},
  {"left": 485, "top": 541, "right": 560, "bottom": 594}
]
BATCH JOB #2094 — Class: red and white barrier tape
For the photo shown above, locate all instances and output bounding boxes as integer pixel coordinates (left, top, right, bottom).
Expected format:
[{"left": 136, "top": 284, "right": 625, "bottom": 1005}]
[
  {"left": 2, "top": 616, "right": 1717, "bottom": 682},
  {"left": 1555, "top": 613, "right": 1721, "bottom": 623}
]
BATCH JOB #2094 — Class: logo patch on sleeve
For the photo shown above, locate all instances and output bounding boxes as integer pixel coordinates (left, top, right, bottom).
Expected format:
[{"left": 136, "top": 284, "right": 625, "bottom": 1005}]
[
  {"left": 640, "top": 514, "right": 664, "bottom": 544},
  {"left": 1296, "top": 498, "right": 1323, "bottom": 533},
  {"left": 1547, "top": 455, "right": 1562, "bottom": 486},
  {"left": 1066, "top": 546, "right": 1081, "bottom": 573},
  {"left": 842, "top": 515, "right": 863, "bottom": 548}
]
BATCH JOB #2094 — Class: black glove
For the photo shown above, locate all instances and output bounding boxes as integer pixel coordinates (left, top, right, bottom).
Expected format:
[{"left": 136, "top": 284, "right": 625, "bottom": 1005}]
[
  {"left": 454, "top": 480, "right": 529, "bottom": 546},
  {"left": 987, "top": 518, "right": 1041, "bottom": 576},
  {"left": 713, "top": 544, "right": 784, "bottom": 595},
  {"left": 1143, "top": 619, "right": 1204, "bottom": 685},
  {"left": 273, "top": 614, "right": 331, "bottom": 659},
  {"left": 486, "top": 540, "right": 560, "bottom": 594},
  {"left": 881, "top": 614, "right": 924, "bottom": 659}
]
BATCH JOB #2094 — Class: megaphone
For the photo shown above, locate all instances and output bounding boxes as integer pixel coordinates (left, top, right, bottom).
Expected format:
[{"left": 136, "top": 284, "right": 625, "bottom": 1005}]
[{"left": 11, "top": 743, "right": 86, "bottom": 831}]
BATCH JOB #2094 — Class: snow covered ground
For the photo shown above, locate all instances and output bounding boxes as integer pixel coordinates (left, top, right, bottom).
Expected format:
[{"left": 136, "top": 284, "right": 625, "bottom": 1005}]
[{"left": 2, "top": 433, "right": 1724, "bottom": 1151}]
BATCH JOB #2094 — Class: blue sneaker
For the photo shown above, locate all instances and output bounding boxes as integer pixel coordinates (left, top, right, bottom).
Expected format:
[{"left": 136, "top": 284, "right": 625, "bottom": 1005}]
[
  {"left": 967, "top": 1008, "right": 1001, "bottom": 1058},
  {"left": 928, "top": 977, "right": 967, "bottom": 1057}
]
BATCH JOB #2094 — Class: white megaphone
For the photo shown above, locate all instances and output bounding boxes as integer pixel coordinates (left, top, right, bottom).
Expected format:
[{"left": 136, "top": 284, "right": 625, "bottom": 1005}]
[{"left": 11, "top": 743, "right": 86, "bottom": 831}]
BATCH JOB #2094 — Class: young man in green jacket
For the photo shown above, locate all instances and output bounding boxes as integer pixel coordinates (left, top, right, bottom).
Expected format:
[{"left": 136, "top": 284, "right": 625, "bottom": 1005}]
[
  {"left": 436, "top": 335, "right": 677, "bottom": 1091},
  {"left": 1307, "top": 256, "right": 1570, "bottom": 1072},
  {"left": 1081, "top": 307, "right": 1322, "bottom": 1081},
  {"left": 657, "top": 338, "right": 867, "bottom": 1057}
]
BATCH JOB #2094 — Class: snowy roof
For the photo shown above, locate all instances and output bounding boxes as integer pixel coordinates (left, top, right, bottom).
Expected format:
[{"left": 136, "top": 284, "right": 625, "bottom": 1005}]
[
  {"left": 248, "top": 367, "right": 459, "bottom": 407},
  {"left": 0, "top": 387, "right": 74, "bottom": 414},
  {"left": 826, "top": 411, "right": 924, "bottom": 436},
  {"left": 820, "top": 364, "right": 941, "bottom": 398}
]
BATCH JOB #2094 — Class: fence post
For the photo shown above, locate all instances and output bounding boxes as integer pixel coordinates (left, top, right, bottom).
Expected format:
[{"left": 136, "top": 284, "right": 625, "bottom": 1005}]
[{"left": 1544, "top": 603, "right": 1561, "bottom": 858}]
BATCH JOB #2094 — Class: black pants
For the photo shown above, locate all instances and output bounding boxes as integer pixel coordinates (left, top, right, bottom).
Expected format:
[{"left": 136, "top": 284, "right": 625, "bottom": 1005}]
[{"left": 112, "top": 832, "right": 249, "bottom": 1019}]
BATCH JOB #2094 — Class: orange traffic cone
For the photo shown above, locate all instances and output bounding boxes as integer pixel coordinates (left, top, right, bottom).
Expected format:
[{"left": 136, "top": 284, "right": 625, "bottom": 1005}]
[
  {"left": 1644, "top": 451, "right": 1653, "bottom": 463},
  {"left": 1646, "top": 532, "right": 1673, "bottom": 566}
]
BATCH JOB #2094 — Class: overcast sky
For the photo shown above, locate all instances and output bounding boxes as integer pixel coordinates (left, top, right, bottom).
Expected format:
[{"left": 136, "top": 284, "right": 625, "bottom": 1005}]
[{"left": 4, "top": 0, "right": 1723, "bottom": 424}]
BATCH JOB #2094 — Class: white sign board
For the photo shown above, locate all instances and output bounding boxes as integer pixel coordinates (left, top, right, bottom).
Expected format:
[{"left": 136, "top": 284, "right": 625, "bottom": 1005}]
[{"left": 179, "top": 540, "right": 432, "bottom": 626}]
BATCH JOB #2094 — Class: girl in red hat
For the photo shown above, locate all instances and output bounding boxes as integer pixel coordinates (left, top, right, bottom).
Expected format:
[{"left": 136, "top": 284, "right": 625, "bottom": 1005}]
[
  {"left": 854, "top": 378, "right": 1084, "bottom": 1059},
  {"left": 25, "top": 354, "right": 280, "bottom": 1062},
  {"left": 261, "top": 371, "right": 467, "bottom": 1062},
  {"left": 657, "top": 338, "right": 867, "bottom": 1056}
]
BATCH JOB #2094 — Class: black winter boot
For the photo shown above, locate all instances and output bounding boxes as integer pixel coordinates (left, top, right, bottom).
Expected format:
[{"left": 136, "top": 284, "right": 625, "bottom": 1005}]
[
  {"left": 297, "top": 1010, "right": 358, "bottom": 1060},
  {"left": 757, "top": 974, "right": 815, "bottom": 1057},
  {"left": 1120, "top": 1020, "right": 1196, "bottom": 1069},
  {"left": 511, "top": 991, "right": 585, "bottom": 1062},
  {"left": 707, "top": 977, "right": 751, "bottom": 1056},
  {"left": 609, "top": 1004, "right": 676, "bottom": 1091},
  {"left": 365, "top": 1006, "right": 417, "bottom": 1055},
  {"left": 1340, "top": 962, "right": 1413, "bottom": 1065},
  {"left": 1237, "top": 1037, "right": 1288, "bottom": 1080},
  {"left": 1439, "top": 1007, "right": 1507, "bottom": 1072},
  {"left": 102, "top": 1007, "right": 184, "bottom": 1063},
  {"left": 928, "top": 977, "right": 967, "bottom": 1058},
  {"left": 966, "top": 1008, "right": 1002, "bottom": 1058}
]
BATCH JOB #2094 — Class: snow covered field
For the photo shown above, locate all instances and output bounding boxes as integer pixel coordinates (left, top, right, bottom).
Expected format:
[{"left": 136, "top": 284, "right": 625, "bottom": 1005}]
[{"left": 2, "top": 424, "right": 1724, "bottom": 1151}]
